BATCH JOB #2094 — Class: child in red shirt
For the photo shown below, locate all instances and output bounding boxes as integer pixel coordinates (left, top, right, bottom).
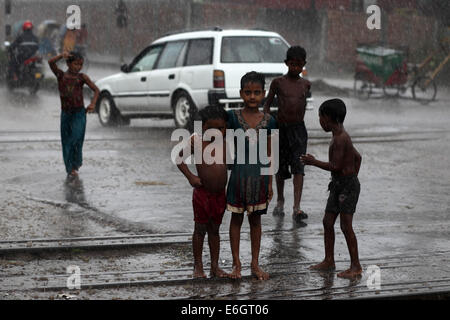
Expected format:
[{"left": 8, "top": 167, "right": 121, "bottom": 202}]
[{"left": 49, "top": 51, "right": 99, "bottom": 177}]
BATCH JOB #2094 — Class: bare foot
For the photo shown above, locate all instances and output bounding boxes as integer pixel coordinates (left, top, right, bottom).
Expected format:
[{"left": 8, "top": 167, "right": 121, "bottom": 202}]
[
  {"left": 70, "top": 169, "right": 78, "bottom": 177},
  {"left": 251, "top": 264, "right": 269, "bottom": 280},
  {"left": 210, "top": 266, "right": 229, "bottom": 278},
  {"left": 309, "top": 260, "right": 336, "bottom": 271},
  {"left": 228, "top": 264, "right": 242, "bottom": 280},
  {"left": 273, "top": 201, "right": 284, "bottom": 216},
  {"left": 337, "top": 266, "right": 362, "bottom": 279},
  {"left": 193, "top": 264, "right": 206, "bottom": 279}
]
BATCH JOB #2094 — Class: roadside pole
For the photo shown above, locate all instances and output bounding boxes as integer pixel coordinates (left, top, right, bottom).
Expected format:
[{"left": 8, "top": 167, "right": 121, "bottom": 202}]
[
  {"left": 5, "top": 0, "right": 12, "bottom": 42},
  {"left": 115, "top": 0, "right": 128, "bottom": 64}
]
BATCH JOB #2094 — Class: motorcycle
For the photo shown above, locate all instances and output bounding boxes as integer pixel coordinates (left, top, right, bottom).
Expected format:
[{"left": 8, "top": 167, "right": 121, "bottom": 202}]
[{"left": 4, "top": 41, "right": 44, "bottom": 95}]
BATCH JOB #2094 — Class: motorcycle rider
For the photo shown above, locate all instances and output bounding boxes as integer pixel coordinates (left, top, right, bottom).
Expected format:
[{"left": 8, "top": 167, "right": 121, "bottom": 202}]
[{"left": 9, "top": 20, "right": 40, "bottom": 81}]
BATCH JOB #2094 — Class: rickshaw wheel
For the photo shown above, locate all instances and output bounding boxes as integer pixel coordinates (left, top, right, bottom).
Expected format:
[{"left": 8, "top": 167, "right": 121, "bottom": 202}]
[
  {"left": 383, "top": 84, "right": 401, "bottom": 97},
  {"left": 412, "top": 76, "right": 437, "bottom": 104},
  {"left": 354, "top": 73, "right": 371, "bottom": 100}
]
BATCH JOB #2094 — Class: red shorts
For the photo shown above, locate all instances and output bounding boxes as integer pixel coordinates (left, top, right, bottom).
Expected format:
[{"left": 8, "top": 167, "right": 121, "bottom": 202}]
[{"left": 193, "top": 187, "right": 226, "bottom": 225}]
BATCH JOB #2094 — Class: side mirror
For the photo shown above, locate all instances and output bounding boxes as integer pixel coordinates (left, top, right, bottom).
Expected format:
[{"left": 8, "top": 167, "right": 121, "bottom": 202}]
[{"left": 120, "top": 64, "right": 128, "bottom": 73}]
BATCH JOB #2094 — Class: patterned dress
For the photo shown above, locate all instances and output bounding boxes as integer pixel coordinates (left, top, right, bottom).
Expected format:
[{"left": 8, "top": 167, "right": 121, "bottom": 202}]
[{"left": 226, "top": 109, "right": 277, "bottom": 215}]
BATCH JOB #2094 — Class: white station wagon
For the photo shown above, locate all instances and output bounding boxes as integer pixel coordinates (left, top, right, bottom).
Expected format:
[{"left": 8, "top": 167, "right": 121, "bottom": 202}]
[{"left": 95, "top": 28, "right": 313, "bottom": 128}]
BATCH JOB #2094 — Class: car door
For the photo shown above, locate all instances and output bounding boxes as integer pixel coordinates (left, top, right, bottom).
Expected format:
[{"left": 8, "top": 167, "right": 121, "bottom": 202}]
[
  {"left": 146, "top": 41, "right": 187, "bottom": 111},
  {"left": 179, "top": 38, "right": 214, "bottom": 108},
  {"left": 111, "top": 45, "right": 163, "bottom": 112}
]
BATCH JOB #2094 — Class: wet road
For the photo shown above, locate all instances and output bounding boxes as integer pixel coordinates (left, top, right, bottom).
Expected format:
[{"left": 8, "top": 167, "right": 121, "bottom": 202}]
[{"left": 0, "top": 77, "right": 449, "bottom": 299}]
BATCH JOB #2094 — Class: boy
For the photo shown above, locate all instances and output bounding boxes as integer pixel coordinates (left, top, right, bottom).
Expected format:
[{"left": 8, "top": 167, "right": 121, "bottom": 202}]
[
  {"left": 300, "top": 99, "right": 362, "bottom": 279},
  {"left": 177, "top": 105, "right": 229, "bottom": 279},
  {"left": 263, "top": 46, "right": 311, "bottom": 222},
  {"left": 49, "top": 51, "right": 99, "bottom": 177}
]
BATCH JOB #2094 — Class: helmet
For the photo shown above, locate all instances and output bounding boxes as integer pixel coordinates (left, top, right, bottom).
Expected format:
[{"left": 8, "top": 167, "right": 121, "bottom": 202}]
[{"left": 22, "top": 21, "right": 33, "bottom": 31}]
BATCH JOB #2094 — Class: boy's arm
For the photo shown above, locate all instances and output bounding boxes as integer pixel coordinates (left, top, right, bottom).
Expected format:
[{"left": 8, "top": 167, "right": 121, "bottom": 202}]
[
  {"left": 177, "top": 135, "right": 202, "bottom": 188},
  {"left": 354, "top": 146, "right": 362, "bottom": 175},
  {"left": 263, "top": 80, "right": 276, "bottom": 114},
  {"left": 300, "top": 138, "right": 345, "bottom": 173},
  {"left": 301, "top": 156, "right": 332, "bottom": 171},
  {"left": 48, "top": 53, "right": 64, "bottom": 77},
  {"left": 81, "top": 73, "right": 100, "bottom": 113},
  {"left": 267, "top": 134, "right": 273, "bottom": 202},
  {"left": 177, "top": 162, "right": 202, "bottom": 188}
]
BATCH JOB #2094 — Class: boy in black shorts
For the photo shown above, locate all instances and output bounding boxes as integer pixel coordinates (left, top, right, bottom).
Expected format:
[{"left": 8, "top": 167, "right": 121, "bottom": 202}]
[
  {"left": 263, "top": 46, "right": 311, "bottom": 222},
  {"left": 300, "top": 99, "right": 362, "bottom": 279}
]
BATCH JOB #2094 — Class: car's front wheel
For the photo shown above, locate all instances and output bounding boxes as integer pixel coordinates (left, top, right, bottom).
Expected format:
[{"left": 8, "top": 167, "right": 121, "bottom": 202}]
[
  {"left": 98, "top": 92, "right": 120, "bottom": 127},
  {"left": 172, "top": 91, "right": 198, "bottom": 131}
]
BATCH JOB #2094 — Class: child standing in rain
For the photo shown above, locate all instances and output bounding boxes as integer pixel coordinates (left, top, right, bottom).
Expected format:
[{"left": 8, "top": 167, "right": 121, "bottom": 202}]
[
  {"left": 49, "top": 51, "right": 99, "bottom": 177},
  {"left": 227, "top": 72, "right": 276, "bottom": 280},
  {"left": 263, "top": 46, "right": 311, "bottom": 223},
  {"left": 177, "top": 105, "right": 229, "bottom": 279},
  {"left": 301, "top": 99, "right": 362, "bottom": 279}
]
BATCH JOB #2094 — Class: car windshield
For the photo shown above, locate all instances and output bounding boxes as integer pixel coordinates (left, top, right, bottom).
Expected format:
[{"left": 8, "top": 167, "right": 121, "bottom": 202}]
[
  {"left": 131, "top": 46, "right": 163, "bottom": 72},
  {"left": 221, "top": 36, "right": 289, "bottom": 63}
]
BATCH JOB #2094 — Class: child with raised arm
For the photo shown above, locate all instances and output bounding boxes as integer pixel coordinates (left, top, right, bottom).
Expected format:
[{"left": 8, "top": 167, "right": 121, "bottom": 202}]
[
  {"left": 177, "top": 105, "right": 229, "bottom": 279},
  {"left": 263, "top": 46, "right": 311, "bottom": 223},
  {"left": 300, "top": 99, "right": 362, "bottom": 279},
  {"left": 48, "top": 51, "right": 99, "bottom": 177},
  {"left": 227, "top": 72, "right": 277, "bottom": 280}
]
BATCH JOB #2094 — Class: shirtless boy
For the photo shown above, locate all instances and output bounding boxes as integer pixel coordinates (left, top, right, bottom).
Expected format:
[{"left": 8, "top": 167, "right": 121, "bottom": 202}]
[
  {"left": 177, "top": 105, "right": 229, "bottom": 279},
  {"left": 263, "top": 46, "right": 311, "bottom": 222},
  {"left": 300, "top": 99, "right": 362, "bottom": 279}
]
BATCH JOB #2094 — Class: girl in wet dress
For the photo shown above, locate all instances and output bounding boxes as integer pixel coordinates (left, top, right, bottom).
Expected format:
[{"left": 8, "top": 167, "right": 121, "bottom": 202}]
[{"left": 226, "top": 72, "right": 276, "bottom": 280}]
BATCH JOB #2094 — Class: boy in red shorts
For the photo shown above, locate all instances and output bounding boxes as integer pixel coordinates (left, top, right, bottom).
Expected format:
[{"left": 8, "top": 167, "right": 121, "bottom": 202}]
[{"left": 177, "top": 105, "right": 229, "bottom": 279}]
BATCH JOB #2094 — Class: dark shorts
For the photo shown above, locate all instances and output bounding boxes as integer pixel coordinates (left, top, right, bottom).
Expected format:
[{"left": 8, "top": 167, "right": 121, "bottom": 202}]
[
  {"left": 277, "top": 122, "right": 308, "bottom": 179},
  {"left": 325, "top": 175, "right": 360, "bottom": 215},
  {"left": 193, "top": 187, "right": 226, "bottom": 225}
]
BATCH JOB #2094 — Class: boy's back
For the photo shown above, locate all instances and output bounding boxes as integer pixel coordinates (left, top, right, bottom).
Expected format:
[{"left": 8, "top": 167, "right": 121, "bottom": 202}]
[
  {"left": 329, "top": 129, "right": 361, "bottom": 177},
  {"left": 268, "top": 75, "right": 311, "bottom": 124}
]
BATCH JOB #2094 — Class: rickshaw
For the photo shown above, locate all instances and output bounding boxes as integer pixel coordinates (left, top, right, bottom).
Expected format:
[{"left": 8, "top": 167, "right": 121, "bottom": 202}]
[
  {"left": 36, "top": 20, "right": 61, "bottom": 58},
  {"left": 354, "top": 45, "right": 410, "bottom": 99},
  {"left": 354, "top": 37, "right": 450, "bottom": 104}
]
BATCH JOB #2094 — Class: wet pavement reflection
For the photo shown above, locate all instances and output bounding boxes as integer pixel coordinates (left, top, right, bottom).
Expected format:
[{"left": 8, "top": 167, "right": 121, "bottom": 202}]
[{"left": 1, "top": 85, "right": 449, "bottom": 299}]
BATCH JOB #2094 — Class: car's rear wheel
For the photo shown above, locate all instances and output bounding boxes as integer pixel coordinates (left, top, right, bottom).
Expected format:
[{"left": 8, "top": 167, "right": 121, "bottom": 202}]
[{"left": 173, "top": 91, "right": 198, "bottom": 131}]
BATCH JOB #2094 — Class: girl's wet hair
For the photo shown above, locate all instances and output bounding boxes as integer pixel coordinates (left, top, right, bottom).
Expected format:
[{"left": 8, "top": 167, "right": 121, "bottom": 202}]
[
  {"left": 198, "top": 105, "right": 228, "bottom": 123},
  {"left": 319, "top": 99, "right": 347, "bottom": 123},
  {"left": 286, "top": 46, "right": 307, "bottom": 61},
  {"left": 67, "top": 51, "right": 84, "bottom": 63},
  {"left": 240, "top": 71, "right": 265, "bottom": 90}
]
